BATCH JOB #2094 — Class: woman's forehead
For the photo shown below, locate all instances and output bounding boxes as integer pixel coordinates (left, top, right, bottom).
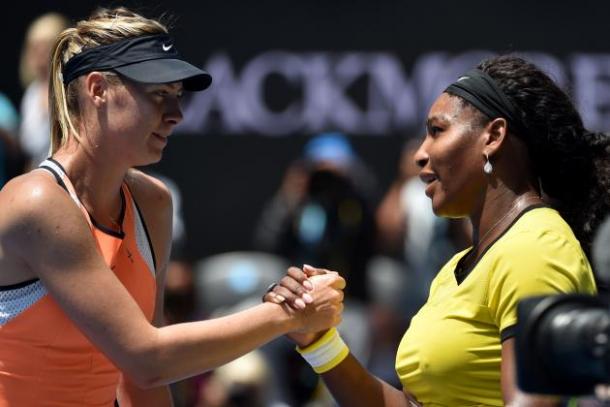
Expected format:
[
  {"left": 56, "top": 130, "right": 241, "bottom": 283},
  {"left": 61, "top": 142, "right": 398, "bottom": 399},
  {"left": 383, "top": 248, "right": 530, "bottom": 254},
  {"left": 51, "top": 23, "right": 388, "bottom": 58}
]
[{"left": 428, "top": 93, "right": 463, "bottom": 122}]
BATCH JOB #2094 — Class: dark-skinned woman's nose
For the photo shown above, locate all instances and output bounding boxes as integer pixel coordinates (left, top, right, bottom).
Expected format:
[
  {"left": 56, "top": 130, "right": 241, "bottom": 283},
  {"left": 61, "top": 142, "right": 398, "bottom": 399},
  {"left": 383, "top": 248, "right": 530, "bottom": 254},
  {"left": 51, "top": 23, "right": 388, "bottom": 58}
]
[{"left": 413, "top": 140, "right": 429, "bottom": 168}]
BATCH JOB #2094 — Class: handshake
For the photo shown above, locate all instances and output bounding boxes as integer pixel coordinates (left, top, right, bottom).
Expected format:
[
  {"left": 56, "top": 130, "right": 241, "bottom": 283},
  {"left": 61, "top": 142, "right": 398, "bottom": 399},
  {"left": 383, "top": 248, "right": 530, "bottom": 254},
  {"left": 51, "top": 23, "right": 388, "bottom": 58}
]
[{"left": 262, "top": 265, "right": 346, "bottom": 348}]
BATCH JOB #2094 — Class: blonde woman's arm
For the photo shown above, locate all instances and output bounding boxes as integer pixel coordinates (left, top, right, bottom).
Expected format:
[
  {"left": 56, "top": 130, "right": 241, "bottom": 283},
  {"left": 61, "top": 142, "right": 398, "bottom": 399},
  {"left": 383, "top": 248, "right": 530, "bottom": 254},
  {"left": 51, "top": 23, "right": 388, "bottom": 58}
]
[{"left": 4, "top": 174, "right": 345, "bottom": 389}]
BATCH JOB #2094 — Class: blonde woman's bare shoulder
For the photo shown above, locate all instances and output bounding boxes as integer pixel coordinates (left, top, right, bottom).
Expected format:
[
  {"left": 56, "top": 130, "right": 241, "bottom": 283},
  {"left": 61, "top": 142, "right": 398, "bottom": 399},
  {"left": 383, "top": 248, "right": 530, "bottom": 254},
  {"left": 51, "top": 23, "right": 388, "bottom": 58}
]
[
  {"left": 0, "top": 170, "right": 99, "bottom": 283},
  {"left": 0, "top": 172, "right": 64, "bottom": 284},
  {"left": 0, "top": 170, "right": 73, "bottom": 218},
  {"left": 125, "top": 169, "right": 172, "bottom": 212}
]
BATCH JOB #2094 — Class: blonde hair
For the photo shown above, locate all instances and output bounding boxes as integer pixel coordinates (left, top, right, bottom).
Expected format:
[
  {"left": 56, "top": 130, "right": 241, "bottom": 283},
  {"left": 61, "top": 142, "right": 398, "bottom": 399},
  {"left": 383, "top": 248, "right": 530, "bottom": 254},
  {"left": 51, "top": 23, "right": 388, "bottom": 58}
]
[{"left": 49, "top": 7, "right": 168, "bottom": 154}]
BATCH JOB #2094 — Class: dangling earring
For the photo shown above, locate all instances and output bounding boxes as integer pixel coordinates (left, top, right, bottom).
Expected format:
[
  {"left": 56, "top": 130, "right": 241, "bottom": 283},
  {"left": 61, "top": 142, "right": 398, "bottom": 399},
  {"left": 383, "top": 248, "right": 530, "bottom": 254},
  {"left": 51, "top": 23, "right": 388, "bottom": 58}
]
[{"left": 483, "top": 152, "right": 493, "bottom": 175}]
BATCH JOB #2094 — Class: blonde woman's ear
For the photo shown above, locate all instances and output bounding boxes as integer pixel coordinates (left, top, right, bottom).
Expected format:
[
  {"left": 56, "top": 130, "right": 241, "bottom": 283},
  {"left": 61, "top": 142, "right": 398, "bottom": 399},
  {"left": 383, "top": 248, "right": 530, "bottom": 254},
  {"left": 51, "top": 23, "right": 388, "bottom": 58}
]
[{"left": 84, "top": 72, "right": 109, "bottom": 107}]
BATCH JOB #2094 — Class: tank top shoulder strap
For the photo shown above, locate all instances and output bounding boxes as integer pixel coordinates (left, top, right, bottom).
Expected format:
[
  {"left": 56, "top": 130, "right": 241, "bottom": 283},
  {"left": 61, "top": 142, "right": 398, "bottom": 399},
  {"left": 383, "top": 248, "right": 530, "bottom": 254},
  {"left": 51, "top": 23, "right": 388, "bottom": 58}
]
[
  {"left": 121, "top": 182, "right": 157, "bottom": 273},
  {"left": 38, "top": 158, "right": 92, "bottom": 227}
]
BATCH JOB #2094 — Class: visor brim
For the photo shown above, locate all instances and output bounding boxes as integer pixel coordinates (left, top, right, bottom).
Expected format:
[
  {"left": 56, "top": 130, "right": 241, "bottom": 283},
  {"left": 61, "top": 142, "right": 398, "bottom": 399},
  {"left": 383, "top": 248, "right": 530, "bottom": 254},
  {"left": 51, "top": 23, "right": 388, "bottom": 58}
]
[{"left": 114, "top": 58, "right": 212, "bottom": 91}]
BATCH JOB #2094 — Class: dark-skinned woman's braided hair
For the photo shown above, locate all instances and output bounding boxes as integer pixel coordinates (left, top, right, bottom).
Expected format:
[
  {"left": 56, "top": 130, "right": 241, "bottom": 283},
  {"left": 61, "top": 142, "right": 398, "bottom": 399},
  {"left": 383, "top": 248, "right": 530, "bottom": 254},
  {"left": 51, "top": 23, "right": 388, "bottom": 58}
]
[{"left": 478, "top": 55, "right": 610, "bottom": 259}]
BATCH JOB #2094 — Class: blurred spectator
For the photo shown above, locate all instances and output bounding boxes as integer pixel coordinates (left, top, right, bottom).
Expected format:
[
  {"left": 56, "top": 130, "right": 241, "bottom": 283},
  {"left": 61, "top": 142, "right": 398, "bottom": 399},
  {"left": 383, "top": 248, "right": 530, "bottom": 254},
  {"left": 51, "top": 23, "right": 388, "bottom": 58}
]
[
  {"left": 195, "top": 351, "right": 272, "bottom": 407},
  {"left": 254, "top": 132, "right": 376, "bottom": 302},
  {"left": 0, "top": 93, "right": 19, "bottom": 136},
  {"left": 592, "top": 215, "right": 610, "bottom": 294},
  {"left": 0, "top": 92, "right": 26, "bottom": 188},
  {"left": 18, "top": 12, "right": 69, "bottom": 168}
]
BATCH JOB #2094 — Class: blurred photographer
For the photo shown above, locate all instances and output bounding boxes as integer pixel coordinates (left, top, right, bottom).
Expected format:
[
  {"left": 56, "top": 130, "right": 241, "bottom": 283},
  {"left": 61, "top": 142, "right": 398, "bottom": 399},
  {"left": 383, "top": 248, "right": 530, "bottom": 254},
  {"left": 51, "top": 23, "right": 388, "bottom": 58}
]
[{"left": 254, "top": 132, "right": 376, "bottom": 302}]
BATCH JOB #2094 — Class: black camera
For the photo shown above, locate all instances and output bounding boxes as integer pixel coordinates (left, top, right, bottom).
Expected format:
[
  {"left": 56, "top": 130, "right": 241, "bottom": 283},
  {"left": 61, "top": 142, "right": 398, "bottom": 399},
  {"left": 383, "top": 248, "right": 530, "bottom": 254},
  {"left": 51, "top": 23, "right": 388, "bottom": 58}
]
[{"left": 515, "top": 294, "right": 610, "bottom": 396}]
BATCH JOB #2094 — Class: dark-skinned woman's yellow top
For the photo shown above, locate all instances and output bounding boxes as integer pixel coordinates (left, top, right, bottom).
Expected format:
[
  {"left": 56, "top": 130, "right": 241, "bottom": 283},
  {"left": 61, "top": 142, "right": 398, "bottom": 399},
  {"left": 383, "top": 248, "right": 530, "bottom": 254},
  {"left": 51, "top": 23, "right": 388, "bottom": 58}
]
[{"left": 396, "top": 206, "right": 596, "bottom": 406}]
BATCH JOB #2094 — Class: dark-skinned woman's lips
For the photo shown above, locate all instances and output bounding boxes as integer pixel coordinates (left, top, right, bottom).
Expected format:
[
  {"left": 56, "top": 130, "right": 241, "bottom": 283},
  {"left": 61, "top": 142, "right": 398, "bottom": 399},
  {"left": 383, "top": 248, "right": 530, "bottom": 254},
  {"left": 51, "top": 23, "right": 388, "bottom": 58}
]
[
  {"left": 419, "top": 172, "right": 437, "bottom": 184},
  {"left": 425, "top": 179, "right": 438, "bottom": 197},
  {"left": 420, "top": 172, "right": 438, "bottom": 197}
]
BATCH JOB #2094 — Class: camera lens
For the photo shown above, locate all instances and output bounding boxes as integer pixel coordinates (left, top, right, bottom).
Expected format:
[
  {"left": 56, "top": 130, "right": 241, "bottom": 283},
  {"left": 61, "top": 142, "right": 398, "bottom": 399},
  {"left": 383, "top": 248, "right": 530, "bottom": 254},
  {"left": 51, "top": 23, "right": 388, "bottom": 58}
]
[
  {"left": 538, "top": 304, "right": 610, "bottom": 382},
  {"left": 516, "top": 294, "right": 609, "bottom": 395}
]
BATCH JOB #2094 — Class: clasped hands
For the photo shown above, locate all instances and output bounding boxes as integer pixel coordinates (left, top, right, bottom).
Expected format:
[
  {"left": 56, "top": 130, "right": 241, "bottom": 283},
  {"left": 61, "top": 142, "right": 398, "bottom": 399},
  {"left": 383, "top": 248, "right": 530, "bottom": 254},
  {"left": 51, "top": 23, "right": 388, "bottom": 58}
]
[{"left": 263, "top": 265, "right": 346, "bottom": 347}]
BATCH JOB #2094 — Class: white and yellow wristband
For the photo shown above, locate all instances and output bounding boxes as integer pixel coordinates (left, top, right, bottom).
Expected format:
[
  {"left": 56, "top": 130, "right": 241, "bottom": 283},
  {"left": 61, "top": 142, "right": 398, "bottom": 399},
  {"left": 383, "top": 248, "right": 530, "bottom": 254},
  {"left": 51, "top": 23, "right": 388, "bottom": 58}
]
[{"left": 296, "top": 327, "right": 350, "bottom": 374}]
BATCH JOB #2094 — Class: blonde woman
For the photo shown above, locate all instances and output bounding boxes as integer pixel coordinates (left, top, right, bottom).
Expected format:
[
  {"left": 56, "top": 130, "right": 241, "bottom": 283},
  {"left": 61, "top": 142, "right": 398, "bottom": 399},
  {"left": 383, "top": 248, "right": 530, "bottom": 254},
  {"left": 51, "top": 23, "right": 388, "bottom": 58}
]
[{"left": 0, "top": 7, "right": 345, "bottom": 406}]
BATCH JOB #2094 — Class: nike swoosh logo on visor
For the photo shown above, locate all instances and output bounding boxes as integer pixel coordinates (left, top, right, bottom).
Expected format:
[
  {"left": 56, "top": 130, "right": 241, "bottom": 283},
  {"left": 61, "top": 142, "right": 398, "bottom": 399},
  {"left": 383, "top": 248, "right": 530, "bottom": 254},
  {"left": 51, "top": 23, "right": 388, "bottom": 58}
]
[{"left": 162, "top": 43, "right": 173, "bottom": 51}]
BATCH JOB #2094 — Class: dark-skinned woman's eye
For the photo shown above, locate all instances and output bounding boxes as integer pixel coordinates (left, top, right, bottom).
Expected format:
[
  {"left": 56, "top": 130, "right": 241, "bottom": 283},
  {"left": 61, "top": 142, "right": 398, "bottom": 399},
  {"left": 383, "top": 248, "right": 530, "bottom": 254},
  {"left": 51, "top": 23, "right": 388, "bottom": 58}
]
[{"left": 429, "top": 126, "right": 443, "bottom": 136}]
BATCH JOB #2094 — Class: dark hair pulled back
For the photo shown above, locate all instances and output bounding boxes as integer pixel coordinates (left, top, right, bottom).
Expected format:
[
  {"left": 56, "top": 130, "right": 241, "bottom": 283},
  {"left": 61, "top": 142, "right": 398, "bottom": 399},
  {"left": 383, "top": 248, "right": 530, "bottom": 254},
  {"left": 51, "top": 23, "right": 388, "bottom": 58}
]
[{"left": 478, "top": 55, "right": 610, "bottom": 255}]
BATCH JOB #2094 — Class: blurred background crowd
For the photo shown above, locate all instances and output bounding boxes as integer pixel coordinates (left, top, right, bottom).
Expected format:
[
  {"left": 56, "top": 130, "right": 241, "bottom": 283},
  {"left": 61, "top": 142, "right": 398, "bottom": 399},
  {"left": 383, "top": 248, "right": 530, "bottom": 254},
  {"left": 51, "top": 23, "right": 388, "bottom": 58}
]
[{"left": 2, "top": 1, "right": 609, "bottom": 406}]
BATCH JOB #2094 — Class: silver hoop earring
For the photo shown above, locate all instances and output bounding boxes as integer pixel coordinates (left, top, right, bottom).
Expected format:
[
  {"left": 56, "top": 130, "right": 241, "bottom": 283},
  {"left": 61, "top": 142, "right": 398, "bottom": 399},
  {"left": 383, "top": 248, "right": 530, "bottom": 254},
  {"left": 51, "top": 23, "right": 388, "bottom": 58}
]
[{"left": 483, "top": 153, "right": 493, "bottom": 175}]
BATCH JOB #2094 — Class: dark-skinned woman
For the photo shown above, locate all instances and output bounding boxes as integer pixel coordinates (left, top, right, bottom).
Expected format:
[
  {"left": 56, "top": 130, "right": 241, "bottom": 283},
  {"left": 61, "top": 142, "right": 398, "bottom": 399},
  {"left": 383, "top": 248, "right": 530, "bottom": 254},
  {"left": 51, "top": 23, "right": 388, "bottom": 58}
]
[{"left": 265, "top": 55, "right": 610, "bottom": 406}]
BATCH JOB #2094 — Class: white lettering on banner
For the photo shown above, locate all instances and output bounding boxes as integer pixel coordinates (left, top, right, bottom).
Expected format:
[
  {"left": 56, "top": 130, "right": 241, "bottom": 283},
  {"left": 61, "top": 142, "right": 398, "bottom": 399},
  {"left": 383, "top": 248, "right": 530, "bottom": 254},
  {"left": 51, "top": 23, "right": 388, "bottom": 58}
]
[
  {"left": 572, "top": 54, "right": 610, "bottom": 131},
  {"left": 178, "top": 51, "right": 610, "bottom": 135}
]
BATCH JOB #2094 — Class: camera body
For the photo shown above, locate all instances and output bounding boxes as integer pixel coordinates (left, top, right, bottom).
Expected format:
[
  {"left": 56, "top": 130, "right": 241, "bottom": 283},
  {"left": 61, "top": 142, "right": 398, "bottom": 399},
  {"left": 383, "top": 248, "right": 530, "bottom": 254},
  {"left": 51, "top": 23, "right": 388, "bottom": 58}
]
[{"left": 515, "top": 294, "right": 610, "bottom": 395}]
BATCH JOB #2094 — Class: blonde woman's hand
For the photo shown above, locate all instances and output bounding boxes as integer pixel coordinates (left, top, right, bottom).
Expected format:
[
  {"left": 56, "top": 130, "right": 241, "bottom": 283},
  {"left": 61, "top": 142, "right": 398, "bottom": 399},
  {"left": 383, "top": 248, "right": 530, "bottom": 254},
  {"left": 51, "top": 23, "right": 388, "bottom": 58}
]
[
  {"left": 289, "top": 271, "right": 345, "bottom": 342},
  {"left": 263, "top": 265, "right": 346, "bottom": 347}
]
